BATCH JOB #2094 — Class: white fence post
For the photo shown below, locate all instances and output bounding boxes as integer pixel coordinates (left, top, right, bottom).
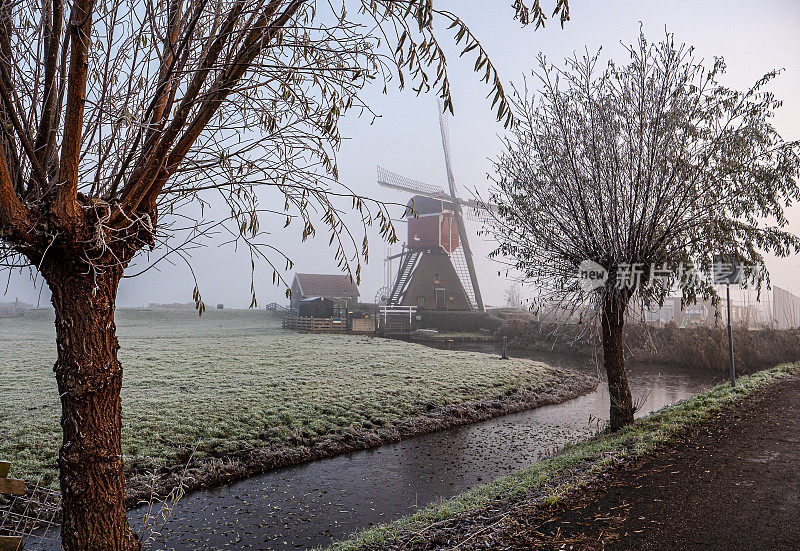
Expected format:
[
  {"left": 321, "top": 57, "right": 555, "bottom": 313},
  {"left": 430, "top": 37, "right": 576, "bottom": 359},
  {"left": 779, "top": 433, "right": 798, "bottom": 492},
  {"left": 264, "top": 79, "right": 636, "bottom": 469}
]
[{"left": 378, "top": 306, "right": 417, "bottom": 329}]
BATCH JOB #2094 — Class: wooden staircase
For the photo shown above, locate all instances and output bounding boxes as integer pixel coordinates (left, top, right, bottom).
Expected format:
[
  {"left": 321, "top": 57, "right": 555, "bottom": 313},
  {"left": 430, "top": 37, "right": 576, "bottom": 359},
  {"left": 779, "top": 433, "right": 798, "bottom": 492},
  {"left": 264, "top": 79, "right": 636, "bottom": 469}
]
[{"left": 388, "top": 250, "right": 421, "bottom": 305}]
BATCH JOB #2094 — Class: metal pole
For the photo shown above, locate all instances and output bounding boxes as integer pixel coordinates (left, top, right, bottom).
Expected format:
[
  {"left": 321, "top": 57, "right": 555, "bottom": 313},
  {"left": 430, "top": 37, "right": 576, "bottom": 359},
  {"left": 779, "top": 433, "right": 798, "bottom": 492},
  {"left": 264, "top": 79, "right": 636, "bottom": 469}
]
[{"left": 727, "top": 284, "right": 736, "bottom": 387}]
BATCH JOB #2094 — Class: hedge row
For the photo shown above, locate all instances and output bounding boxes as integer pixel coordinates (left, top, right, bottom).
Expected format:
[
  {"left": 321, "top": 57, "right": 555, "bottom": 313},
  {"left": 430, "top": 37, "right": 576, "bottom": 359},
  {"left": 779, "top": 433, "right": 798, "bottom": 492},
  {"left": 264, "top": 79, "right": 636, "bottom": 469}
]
[{"left": 497, "top": 318, "right": 800, "bottom": 374}]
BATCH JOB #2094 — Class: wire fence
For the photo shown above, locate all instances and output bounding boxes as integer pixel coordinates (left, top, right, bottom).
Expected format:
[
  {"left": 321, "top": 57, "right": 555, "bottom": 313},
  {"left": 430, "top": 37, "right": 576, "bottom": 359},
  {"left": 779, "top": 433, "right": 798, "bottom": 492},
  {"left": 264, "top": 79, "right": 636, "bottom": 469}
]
[
  {"left": 0, "top": 441, "right": 198, "bottom": 550},
  {"left": 0, "top": 479, "right": 61, "bottom": 550}
]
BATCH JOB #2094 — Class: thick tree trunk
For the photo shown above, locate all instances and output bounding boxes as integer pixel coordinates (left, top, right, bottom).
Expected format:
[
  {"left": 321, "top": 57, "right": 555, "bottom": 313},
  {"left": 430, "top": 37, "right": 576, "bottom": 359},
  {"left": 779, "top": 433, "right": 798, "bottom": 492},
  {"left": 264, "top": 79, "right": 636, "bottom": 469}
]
[
  {"left": 45, "top": 265, "right": 140, "bottom": 551},
  {"left": 601, "top": 296, "right": 635, "bottom": 431}
]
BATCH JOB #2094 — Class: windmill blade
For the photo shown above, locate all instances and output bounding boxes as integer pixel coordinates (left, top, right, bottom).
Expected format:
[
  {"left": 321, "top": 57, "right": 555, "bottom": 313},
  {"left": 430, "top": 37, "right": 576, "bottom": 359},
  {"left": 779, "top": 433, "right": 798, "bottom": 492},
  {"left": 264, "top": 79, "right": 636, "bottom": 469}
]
[
  {"left": 438, "top": 100, "right": 459, "bottom": 200},
  {"left": 455, "top": 197, "right": 496, "bottom": 223},
  {"left": 378, "top": 169, "right": 495, "bottom": 222},
  {"left": 461, "top": 197, "right": 498, "bottom": 216},
  {"left": 377, "top": 166, "right": 447, "bottom": 197},
  {"left": 462, "top": 205, "right": 489, "bottom": 223},
  {"left": 437, "top": 101, "right": 485, "bottom": 311}
]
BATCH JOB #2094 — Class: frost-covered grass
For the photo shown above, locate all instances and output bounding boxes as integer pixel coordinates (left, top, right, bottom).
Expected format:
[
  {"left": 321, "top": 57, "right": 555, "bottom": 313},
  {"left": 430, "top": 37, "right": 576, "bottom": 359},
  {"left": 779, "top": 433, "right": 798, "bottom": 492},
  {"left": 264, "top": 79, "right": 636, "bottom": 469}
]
[
  {"left": 0, "top": 308, "right": 576, "bottom": 488},
  {"left": 326, "top": 363, "right": 797, "bottom": 551}
]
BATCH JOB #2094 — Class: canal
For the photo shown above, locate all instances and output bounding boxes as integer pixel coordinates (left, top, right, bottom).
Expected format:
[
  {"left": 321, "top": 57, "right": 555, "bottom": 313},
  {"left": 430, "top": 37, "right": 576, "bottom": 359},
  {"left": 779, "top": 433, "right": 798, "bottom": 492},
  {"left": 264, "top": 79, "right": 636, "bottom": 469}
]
[{"left": 120, "top": 347, "right": 721, "bottom": 550}]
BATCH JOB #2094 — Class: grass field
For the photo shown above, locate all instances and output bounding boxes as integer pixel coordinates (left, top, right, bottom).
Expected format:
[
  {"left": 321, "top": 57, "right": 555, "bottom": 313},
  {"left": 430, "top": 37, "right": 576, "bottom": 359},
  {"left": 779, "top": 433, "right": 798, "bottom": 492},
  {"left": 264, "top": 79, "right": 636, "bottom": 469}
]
[{"left": 0, "top": 308, "right": 591, "bottom": 494}]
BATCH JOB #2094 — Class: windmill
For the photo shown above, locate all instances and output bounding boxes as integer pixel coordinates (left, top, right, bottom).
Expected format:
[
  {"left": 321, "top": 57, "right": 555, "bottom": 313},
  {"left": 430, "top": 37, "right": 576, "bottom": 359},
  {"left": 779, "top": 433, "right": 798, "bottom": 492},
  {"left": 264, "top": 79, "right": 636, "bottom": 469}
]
[{"left": 378, "top": 103, "right": 486, "bottom": 312}]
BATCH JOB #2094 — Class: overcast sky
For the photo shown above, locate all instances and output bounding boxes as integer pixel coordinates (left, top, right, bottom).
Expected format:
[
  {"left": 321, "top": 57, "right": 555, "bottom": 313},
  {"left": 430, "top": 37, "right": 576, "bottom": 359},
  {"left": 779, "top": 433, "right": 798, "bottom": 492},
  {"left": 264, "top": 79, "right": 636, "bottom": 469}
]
[{"left": 5, "top": 0, "right": 800, "bottom": 308}]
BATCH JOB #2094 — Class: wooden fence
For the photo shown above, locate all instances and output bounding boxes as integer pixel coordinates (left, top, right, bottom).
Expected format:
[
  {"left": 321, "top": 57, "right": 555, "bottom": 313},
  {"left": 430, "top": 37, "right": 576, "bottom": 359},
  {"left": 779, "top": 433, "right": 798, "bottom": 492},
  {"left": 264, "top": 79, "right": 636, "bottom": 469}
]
[
  {"left": 0, "top": 461, "right": 24, "bottom": 551},
  {"left": 265, "top": 302, "right": 289, "bottom": 314},
  {"left": 283, "top": 315, "right": 346, "bottom": 333},
  {"left": 351, "top": 318, "right": 376, "bottom": 334}
]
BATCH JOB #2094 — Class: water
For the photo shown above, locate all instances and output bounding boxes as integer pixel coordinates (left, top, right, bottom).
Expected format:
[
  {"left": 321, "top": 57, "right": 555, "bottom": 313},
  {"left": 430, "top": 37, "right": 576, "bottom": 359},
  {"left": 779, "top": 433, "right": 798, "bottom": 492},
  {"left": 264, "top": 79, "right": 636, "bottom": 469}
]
[{"left": 119, "top": 348, "right": 721, "bottom": 551}]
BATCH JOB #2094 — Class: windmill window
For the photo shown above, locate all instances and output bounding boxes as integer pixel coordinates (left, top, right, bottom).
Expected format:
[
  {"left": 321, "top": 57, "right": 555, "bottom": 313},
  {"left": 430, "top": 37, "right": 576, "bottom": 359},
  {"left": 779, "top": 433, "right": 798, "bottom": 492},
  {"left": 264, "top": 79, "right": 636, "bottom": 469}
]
[
  {"left": 434, "top": 273, "right": 440, "bottom": 284},
  {"left": 418, "top": 296, "right": 425, "bottom": 309}
]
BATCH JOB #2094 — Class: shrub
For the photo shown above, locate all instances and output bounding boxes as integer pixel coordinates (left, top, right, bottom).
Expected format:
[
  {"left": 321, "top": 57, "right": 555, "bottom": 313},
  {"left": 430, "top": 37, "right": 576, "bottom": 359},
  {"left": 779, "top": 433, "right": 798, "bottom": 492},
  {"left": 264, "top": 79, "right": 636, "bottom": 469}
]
[
  {"left": 498, "top": 318, "right": 800, "bottom": 374},
  {"left": 418, "top": 311, "right": 503, "bottom": 333}
]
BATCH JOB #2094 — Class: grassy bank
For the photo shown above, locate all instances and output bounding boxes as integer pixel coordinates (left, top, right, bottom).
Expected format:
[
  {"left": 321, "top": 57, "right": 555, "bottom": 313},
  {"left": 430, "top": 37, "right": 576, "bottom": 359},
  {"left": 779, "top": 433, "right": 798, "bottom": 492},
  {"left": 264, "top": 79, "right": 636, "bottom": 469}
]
[
  {"left": 327, "top": 363, "right": 797, "bottom": 551},
  {"left": 0, "top": 308, "right": 595, "bottom": 502}
]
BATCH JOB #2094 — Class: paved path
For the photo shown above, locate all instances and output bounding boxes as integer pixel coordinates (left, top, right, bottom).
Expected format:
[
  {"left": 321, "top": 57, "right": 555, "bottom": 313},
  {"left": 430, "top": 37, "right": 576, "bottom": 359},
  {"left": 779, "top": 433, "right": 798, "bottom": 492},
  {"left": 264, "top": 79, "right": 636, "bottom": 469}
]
[{"left": 536, "top": 372, "right": 800, "bottom": 550}]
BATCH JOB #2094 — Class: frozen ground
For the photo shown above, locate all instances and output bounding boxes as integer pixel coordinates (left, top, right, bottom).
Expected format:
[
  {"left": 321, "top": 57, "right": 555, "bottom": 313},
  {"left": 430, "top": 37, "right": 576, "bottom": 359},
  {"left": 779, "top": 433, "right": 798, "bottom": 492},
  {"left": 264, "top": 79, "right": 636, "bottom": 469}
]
[{"left": 0, "top": 308, "right": 591, "bottom": 495}]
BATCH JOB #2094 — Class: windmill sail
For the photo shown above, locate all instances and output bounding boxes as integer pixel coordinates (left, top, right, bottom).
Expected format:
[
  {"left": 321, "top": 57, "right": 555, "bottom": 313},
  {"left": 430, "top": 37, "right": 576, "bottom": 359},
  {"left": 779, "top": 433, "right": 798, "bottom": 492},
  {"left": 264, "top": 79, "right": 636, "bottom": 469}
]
[
  {"left": 377, "top": 167, "right": 490, "bottom": 222},
  {"left": 437, "top": 102, "right": 484, "bottom": 311},
  {"left": 377, "top": 167, "right": 447, "bottom": 198}
]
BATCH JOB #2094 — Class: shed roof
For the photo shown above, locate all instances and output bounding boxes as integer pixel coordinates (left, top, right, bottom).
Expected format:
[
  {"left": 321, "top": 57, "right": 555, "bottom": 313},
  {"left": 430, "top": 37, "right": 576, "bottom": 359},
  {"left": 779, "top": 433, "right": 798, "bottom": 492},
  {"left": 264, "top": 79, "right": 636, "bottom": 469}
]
[{"left": 293, "top": 273, "right": 360, "bottom": 299}]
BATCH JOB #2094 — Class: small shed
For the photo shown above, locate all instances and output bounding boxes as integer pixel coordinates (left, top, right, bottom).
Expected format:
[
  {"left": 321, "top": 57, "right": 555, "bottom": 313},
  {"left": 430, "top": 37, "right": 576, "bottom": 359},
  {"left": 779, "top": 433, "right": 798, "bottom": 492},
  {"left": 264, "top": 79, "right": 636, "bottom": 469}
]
[
  {"left": 290, "top": 273, "right": 360, "bottom": 311},
  {"left": 299, "top": 297, "right": 334, "bottom": 318}
]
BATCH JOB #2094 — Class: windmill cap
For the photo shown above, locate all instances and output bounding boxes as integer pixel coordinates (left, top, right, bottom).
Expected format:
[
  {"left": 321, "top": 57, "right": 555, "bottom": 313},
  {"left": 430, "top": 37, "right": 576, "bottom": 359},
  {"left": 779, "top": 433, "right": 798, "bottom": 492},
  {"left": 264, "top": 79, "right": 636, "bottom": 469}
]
[{"left": 407, "top": 195, "right": 455, "bottom": 217}]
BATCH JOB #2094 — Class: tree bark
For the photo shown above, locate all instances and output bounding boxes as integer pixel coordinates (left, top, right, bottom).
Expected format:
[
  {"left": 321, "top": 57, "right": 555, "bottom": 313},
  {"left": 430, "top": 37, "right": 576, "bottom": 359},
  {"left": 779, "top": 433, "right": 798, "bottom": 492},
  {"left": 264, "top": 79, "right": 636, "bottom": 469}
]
[
  {"left": 45, "top": 264, "right": 140, "bottom": 551},
  {"left": 601, "top": 295, "right": 635, "bottom": 431}
]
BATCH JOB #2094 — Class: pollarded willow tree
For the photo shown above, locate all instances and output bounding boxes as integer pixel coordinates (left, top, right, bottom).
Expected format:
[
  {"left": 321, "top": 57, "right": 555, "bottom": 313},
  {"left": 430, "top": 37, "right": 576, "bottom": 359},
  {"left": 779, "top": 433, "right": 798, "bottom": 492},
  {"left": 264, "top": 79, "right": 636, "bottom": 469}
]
[
  {"left": 0, "top": 0, "right": 571, "bottom": 549},
  {"left": 488, "top": 32, "right": 800, "bottom": 431}
]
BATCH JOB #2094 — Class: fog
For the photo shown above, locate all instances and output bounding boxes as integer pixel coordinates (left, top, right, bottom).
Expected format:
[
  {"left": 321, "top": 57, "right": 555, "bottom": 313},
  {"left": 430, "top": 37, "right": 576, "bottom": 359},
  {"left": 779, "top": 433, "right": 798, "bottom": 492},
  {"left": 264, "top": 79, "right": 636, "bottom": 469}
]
[{"left": 4, "top": 0, "right": 800, "bottom": 308}]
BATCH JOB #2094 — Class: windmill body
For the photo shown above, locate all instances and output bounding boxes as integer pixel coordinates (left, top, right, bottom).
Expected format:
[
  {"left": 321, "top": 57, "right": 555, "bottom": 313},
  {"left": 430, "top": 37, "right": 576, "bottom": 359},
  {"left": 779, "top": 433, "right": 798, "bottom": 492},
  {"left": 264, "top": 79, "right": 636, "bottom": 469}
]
[{"left": 378, "top": 105, "right": 485, "bottom": 312}]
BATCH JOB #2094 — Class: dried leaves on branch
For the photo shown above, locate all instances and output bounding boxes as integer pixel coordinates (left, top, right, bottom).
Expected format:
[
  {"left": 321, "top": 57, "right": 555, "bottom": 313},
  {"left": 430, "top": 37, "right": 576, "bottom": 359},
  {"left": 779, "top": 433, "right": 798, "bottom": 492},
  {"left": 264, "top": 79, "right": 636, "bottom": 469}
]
[
  {"left": 0, "top": 1, "right": 574, "bottom": 549},
  {"left": 0, "top": 0, "right": 569, "bottom": 300},
  {"left": 488, "top": 31, "right": 800, "bottom": 317},
  {"left": 486, "top": 30, "right": 800, "bottom": 429}
]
